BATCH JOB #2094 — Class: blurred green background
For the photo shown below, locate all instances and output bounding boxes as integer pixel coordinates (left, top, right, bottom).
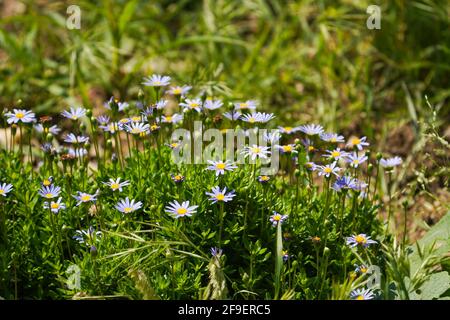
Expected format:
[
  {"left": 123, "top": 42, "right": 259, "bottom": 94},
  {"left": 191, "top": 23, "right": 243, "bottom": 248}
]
[{"left": 0, "top": 0, "right": 449, "bottom": 249}]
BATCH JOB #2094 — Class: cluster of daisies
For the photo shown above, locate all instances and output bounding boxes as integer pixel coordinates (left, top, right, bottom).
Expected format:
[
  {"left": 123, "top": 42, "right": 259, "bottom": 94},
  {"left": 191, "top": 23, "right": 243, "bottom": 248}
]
[{"left": 1, "top": 74, "right": 405, "bottom": 300}]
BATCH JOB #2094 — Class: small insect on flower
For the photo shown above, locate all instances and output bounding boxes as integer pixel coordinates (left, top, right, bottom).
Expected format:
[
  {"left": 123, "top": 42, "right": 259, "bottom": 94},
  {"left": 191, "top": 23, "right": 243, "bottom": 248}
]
[
  {"left": 269, "top": 211, "right": 288, "bottom": 226},
  {"left": 324, "top": 148, "right": 348, "bottom": 161},
  {"left": 161, "top": 114, "right": 183, "bottom": 124},
  {"left": 171, "top": 174, "right": 185, "bottom": 184},
  {"left": 5, "top": 109, "right": 36, "bottom": 124},
  {"left": 61, "top": 107, "right": 87, "bottom": 121},
  {"left": 0, "top": 183, "right": 13, "bottom": 197},
  {"left": 125, "top": 122, "right": 150, "bottom": 136},
  {"left": 38, "top": 185, "right": 61, "bottom": 199},
  {"left": 350, "top": 288, "right": 375, "bottom": 300},
  {"left": 346, "top": 234, "right": 377, "bottom": 248},
  {"left": 73, "top": 226, "right": 102, "bottom": 245},
  {"left": 223, "top": 111, "right": 242, "bottom": 121},
  {"left": 317, "top": 162, "right": 341, "bottom": 178},
  {"left": 168, "top": 85, "right": 192, "bottom": 96},
  {"left": 142, "top": 74, "right": 171, "bottom": 87},
  {"left": 242, "top": 145, "right": 271, "bottom": 161},
  {"left": 234, "top": 100, "right": 257, "bottom": 111},
  {"left": 180, "top": 98, "right": 203, "bottom": 113},
  {"left": 320, "top": 132, "right": 345, "bottom": 143},
  {"left": 258, "top": 175, "right": 271, "bottom": 183},
  {"left": 115, "top": 197, "right": 143, "bottom": 214},
  {"left": 204, "top": 98, "right": 223, "bottom": 110},
  {"left": 275, "top": 144, "right": 297, "bottom": 154},
  {"left": 206, "top": 160, "right": 237, "bottom": 176},
  {"left": 102, "top": 178, "right": 130, "bottom": 192},
  {"left": 380, "top": 156, "right": 402, "bottom": 169},
  {"left": 64, "top": 133, "right": 89, "bottom": 144},
  {"left": 165, "top": 200, "right": 198, "bottom": 219},
  {"left": 278, "top": 126, "right": 301, "bottom": 135},
  {"left": 346, "top": 136, "right": 369, "bottom": 150},
  {"left": 43, "top": 197, "right": 66, "bottom": 214},
  {"left": 205, "top": 186, "right": 236, "bottom": 204},
  {"left": 73, "top": 190, "right": 99, "bottom": 206},
  {"left": 34, "top": 124, "right": 61, "bottom": 135},
  {"left": 346, "top": 152, "right": 368, "bottom": 168},
  {"left": 299, "top": 124, "right": 324, "bottom": 136}
]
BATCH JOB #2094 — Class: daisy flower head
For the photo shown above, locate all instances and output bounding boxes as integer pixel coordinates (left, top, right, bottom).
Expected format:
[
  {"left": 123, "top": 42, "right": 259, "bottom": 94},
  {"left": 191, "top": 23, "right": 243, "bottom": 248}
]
[
  {"left": 320, "top": 132, "right": 345, "bottom": 143},
  {"left": 317, "top": 162, "right": 341, "bottom": 178},
  {"left": 155, "top": 99, "right": 169, "bottom": 110},
  {"left": 278, "top": 126, "right": 301, "bottom": 135},
  {"left": 166, "top": 141, "right": 182, "bottom": 151},
  {"left": 64, "top": 133, "right": 89, "bottom": 145},
  {"left": 35, "top": 124, "right": 61, "bottom": 135},
  {"left": 171, "top": 174, "right": 185, "bottom": 184},
  {"left": 380, "top": 156, "right": 402, "bottom": 170},
  {"left": 223, "top": 111, "right": 241, "bottom": 121},
  {"left": 115, "top": 197, "right": 143, "bottom": 214},
  {"left": 125, "top": 122, "right": 150, "bottom": 136},
  {"left": 43, "top": 197, "right": 66, "bottom": 214},
  {"left": 0, "top": 183, "right": 13, "bottom": 197},
  {"left": 102, "top": 178, "right": 130, "bottom": 192},
  {"left": 38, "top": 185, "right": 61, "bottom": 199},
  {"left": 350, "top": 288, "right": 375, "bottom": 300},
  {"left": 73, "top": 190, "right": 99, "bottom": 206},
  {"left": 61, "top": 107, "right": 86, "bottom": 121},
  {"left": 347, "top": 136, "right": 370, "bottom": 150},
  {"left": 354, "top": 264, "right": 369, "bottom": 275},
  {"left": 141, "top": 107, "right": 155, "bottom": 118},
  {"left": 130, "top": 115, "right": 144, "bottom": 123},
  {"left": 68, "top": 147, "right": 88, "bottom": 158},
  {"left": 165, "top": 200, "right": 198, "bottom": 219},
  {"left": 206, "top": 160, "right": 237, "bottom": 176},
  {"left": 150, "top": 123, "right": 161, "bottom": 132},
  {"left": 73, "top": 226, "right": 102, "bottom": 245},
  {"left": 204, "top": 98, "right": 223, "bottom": 110},
  {"left": 301, "top": 138, "right": 316, "bottom": 153},
  {"left": 41, "top": 176, "right": 53, "bottom": 187},
  {"left": 305, "top": 162, "right": 317, "bottom": 171},
  {"left": 346, "top": 152, "right": 368, "bottom": 168},
  {"left": 263, "top": 130, "right": 281, "bottom": 145},
  {"left": 96, "top": 115, "right": 110, "bottom": 125},
  {"left": 205, "top": 186, "right": 236, "bottom": 204},
  {"left": 5, "top": 109, "right": 36, "bottom": 124},
  {"left": 346, "top": 234, "right": 377, "bottom": 248},
  {"left": 242, "top": 145, "right": 271, "bottom": 161},
  {"left": 142, "top": 74, "right": 171, "bottom": 87},
  {"left": 270, "top": 211, "right": 288, "bottom": 227},
  {"left": 168, "top": 85, "right": 192, "bottom": 96},
  {"left": 100, "top": 122, "right": 123, "bottom": 134},
  {"left": 275, "top": 144, "right": 297, "bottom": 155},
  {"left": 332, "top": 176, "right": 357, "bottom": 192},
  {"left": 161, "top": 114, "right": 183, "bottom": 124},
  {"left": 324, "top": 148, "right": 348, "bottom": 161},
  {"left": 258, "top": 175, "right": 271, "bottom": 183},
  {"left": 234, "top": 100, "right": 257, "bottom": 111},
  {"left": 180, "top": 98, "right": 203, "bottom": 113},
  {"left": 299, "top": 124, "right": 324, "bottom": 136}
]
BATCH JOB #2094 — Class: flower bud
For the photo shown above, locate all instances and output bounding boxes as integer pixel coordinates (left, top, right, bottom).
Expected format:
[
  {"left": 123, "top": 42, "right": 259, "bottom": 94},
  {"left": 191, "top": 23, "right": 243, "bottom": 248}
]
[{"left": 86, "top": 109, "right": 93, "bottom": 117}]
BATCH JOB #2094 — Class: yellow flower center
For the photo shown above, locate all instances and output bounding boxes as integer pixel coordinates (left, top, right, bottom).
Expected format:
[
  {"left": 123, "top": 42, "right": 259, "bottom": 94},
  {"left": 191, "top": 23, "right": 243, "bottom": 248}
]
[
  {"left": 44, "top": 127, "right": 49, "bottom": 133},
  {"left": 353, "top": 160, "right": 360, "bottom": 165},
  {"left": 43, "top": 180, "right": 51, "bottom": 186},
  {"left": 124, "top": 207, "right": 132, "bottom": 213},
  {"left": 111, "top": 183, "right": 119, "bottom": 190},
  {"left": 165, "top": 116, "right": 172, "bottom": 122},
  {"left": 216, "top": 193, "right": 225, "bottom": 201},
  {"left": 174, "top": 175, "right": 182, "bottom": 181},
  {"left": 282, "top": 145, "right": 293, "bottom": 152},
  {"left": 131, "top": 128, "right": 141, "bottom": 134},
  {"left": 71, "top": 115, "right": 78, "bottom": 120},
  {"left": 190, "top": 103, "right": 199, "bottom": 108},
  {"left": 81, "top": 195, "right": 91, "bottom": 202},
  {"left": 16, "top": 112, "right": 25, "bottom": 119},
  {"left": 132, "top": 116, "right": 141, "bottom": 121},
  {"left": 0, "top": 189, "right": 4, "bottom": 195},
  {"left": 240, "top": 103, "right": 248, "bottom": 108},
  {"left": 308, "top": 146, "right": 315, "bottom": 152},
  {"left": 260, "top": 176, "right": 269, "bottom": 181},
  {"left": 154, "top": 81, "right": 161, "bottom": 85},
  {"left": 324, "top": 167, "right": 332, "bottom": 173},
  {"left": 51, "top": 203, "right": 59, "bottom": 209},
  {"left": 176, "top": 208, "right": 187, "bottom": 215},
  {"left": 249, "top": 117, "right": 255, "bottom": 123},
  {"left": 216, "top": 163, "right": 226, "bottom": 170},
  {"left": 330, "top": 137, "right": 337, "bottom": 142},
  {"left": 173, "top": 88, "right": 182, "bottom": 94},
  {"left": 356, "top": 295, "right": 364, "bottom": 300},
  {"left": 355, "top": 235, "right": 367, "bottom": 244},
  {"left": 45, "top": 193, "right": 53, "bottom": 199},
  {"left": 251, "top": 147, "right": 261, "bottom": 154},
  {"left": 331, "top": 151, "right": 340, "bottom": 158},
  {"left": 352, "top": 138, "right": 361, "bottom": 145},
  {"left": 284, "top": 127, "right": 292, "bottom": 133},
  {"left": 273, "top": 215, "right": 281, "bottom": 221},
  {"left": 171, "top": 143, "right": 178, "bottom": 148},
  {"left": 151, "top": 124, "right": 159, "bottom": 131},
  {"left": 139, "top": 132, "right": 146, "bottom": 138},
  {"left": 312, "top": 236, "right": 321, "bottom": 242},
  {"left": 360, "top": 266, "right": 368, "bottom": 273}
]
